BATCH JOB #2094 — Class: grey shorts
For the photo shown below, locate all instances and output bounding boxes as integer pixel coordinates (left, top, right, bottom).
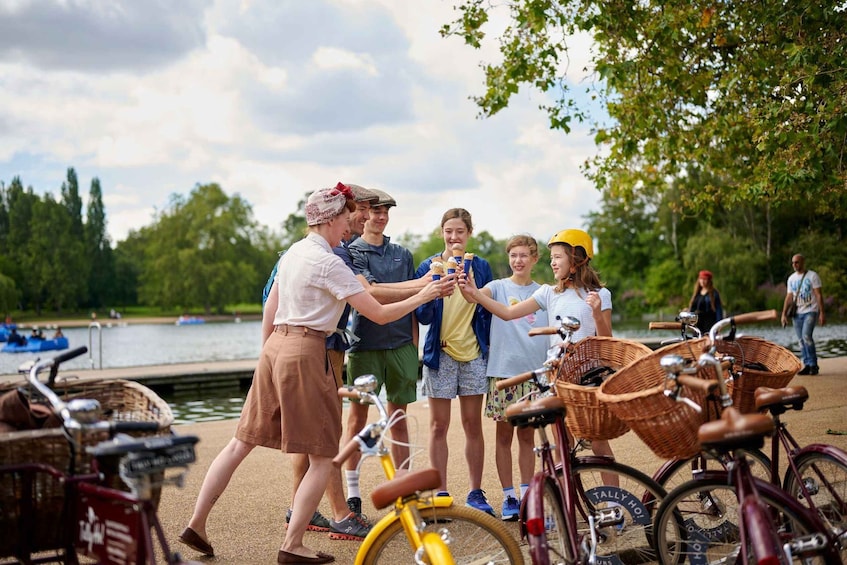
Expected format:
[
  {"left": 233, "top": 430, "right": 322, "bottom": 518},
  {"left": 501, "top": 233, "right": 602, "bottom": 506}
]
[{"left": 421, "top": 352, "right": 487, "bottom": 399}]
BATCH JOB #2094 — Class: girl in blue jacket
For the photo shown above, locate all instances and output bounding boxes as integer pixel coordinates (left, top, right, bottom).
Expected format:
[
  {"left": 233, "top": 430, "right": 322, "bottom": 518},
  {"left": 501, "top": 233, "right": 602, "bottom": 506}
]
[{"left": 415, "top": 208, "right": 495, "bottom": 515}]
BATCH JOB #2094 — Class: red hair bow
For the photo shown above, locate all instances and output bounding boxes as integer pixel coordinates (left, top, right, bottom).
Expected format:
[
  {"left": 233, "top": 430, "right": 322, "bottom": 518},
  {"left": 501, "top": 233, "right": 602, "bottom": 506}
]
[{"left": 332, "top": 182, "right": 354, "bottom": 200}]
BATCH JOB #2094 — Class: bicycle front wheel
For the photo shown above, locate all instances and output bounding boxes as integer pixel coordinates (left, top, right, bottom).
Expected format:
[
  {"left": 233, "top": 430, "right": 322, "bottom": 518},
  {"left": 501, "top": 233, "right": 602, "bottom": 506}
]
[
  {"left": 360, "top": 504, "right": 523, "bottom": 565},
  {"left": 653, "top": 476, "right": 832, "bottom": 564},
  {"left": 782, "top": 450, "right": 847, "bottom": 561},
  {"left": 653, "top": 448, "right": 772, "bottom": 495},
  {"left": 571, "top": 460, "right": 670, "bottom": 563}
]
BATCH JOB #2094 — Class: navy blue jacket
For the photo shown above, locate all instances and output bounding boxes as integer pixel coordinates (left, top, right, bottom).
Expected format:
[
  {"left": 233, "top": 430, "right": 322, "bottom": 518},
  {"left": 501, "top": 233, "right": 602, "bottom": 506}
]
[{"left": 415, "top": 254, "right": 493, "bottom": 370}]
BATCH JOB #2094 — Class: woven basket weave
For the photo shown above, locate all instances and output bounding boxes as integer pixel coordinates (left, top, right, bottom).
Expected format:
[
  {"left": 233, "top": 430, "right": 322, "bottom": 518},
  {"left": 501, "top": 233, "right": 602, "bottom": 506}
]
[
  {"left": 596, "top": 338, "right": 723, "bottom": 459},
  {"left": 553, "top": 336, "right": 653, "bottom": 441},
  {"left": 0, "top": 378, "right": 172, "bottom": 557},
  {"left": 716, "top": 336, "right": 801, "bottom": 413}
]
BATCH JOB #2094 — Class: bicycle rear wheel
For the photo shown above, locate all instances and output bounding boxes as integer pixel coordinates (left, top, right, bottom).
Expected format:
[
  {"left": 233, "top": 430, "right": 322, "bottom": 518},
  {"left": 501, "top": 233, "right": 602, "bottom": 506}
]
[
  {"left": 653, "top": 476, "right": 834, "bottom": 564},
  {"left": 782, "top": 450, "right": 847, "bottom": 561},
  {"left": 524, "top": 476, "right": 573, "bottom": 565},
  {"left": 570, "top": 460, "right": 670, "bottom": 563},
  {"left": 360, "top": 504, "right": 523, "bottom": 565}
]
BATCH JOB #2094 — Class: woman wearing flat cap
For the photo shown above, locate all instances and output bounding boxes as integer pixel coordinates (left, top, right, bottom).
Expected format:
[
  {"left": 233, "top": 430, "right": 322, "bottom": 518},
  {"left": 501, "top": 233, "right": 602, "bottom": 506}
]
[
  {"left": 181, "top": 183, "right": 443, "bottom": 564},
  {"left": 688, "top": 269, "right": 724, "bottom": 334}
]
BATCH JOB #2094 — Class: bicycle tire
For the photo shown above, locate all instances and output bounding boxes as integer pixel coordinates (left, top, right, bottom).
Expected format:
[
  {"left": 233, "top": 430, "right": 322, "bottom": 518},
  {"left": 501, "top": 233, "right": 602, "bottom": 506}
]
[
  {"left": 524, "top": 476, "right": 573, "bottom": 565},
  {"left": 653, "top": 448, "right": 772, "bottom": 496},
  {"left": 782, "top": 450, "right": 847, "bottom": 562},
  {"left": 569, "top": 460, "right": 672, "bottom": 564},
  {"left": 653, "top": 476, "right": 833, "bottom": 564},
  {"left": 359, "top": 504, "right": 524, "bottom": 565}
]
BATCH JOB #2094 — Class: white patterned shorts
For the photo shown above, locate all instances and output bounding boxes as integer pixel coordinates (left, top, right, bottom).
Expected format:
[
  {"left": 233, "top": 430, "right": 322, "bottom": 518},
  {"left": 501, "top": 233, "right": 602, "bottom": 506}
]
[
  {"left": 485, "top": 378, "right": 536, "bottom": 422},
  {"left": 421, "top": 352, "right": 487, "bottom": 399}
]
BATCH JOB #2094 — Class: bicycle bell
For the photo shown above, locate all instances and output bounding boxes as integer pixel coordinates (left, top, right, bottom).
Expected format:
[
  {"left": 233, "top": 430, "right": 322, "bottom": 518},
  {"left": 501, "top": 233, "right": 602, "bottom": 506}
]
[
  {"left": 677, "top": 311, "right": 699, "bottom": 327},
  {"left": 659, "top": 354, "right": 688, "bottom": 376},
  {"left": 558, "top": 315, "right": 581, "bottom": 333},
  {"left": 66, "top": 398, "right": 103, "bottom": 423},
  {"left": 353, "top": 374, "right": 378, "bottom": 393}
]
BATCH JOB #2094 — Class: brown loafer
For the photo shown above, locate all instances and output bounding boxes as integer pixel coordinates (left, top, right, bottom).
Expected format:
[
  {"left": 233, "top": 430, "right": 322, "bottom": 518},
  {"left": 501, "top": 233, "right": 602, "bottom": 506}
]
[
  {"left": 178, "top": 527, "right": 214, "bottom": 556},
  {"left": 277, "top": 549, "right": 334, "bottom": 564}
]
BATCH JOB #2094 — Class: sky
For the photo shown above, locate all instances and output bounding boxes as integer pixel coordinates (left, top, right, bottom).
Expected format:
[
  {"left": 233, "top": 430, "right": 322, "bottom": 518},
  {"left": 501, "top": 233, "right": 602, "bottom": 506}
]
[{"left": 0, "top": 0, "right": 604, "bottom": 248}]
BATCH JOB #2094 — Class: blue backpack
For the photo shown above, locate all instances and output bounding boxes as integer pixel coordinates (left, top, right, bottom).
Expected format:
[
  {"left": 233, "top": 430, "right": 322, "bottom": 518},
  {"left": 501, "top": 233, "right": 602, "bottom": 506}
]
[{"left": 262, "top": 253, "right": 283, "bottom": 308}]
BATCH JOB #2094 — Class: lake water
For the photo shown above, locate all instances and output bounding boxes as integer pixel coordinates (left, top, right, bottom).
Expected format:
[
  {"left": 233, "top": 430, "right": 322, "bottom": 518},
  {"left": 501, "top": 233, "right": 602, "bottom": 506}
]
[{"left": 3, "top": 319, "right": 844, "bottom": 424}]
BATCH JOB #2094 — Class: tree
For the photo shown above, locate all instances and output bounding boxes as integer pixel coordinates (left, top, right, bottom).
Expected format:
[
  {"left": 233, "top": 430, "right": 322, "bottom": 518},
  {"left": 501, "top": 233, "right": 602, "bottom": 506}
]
[
  {"left": 59, "top": 168, "right": 88, "bottom": 308},
  {"left": 138, "top": 183, "right": 266, "bottom": 314},
  {"left": 442, "top": 1, "right": 847, "bottom": 216},
  {"left": 85, "top": 177, "right": 114, "bottom": 308}
]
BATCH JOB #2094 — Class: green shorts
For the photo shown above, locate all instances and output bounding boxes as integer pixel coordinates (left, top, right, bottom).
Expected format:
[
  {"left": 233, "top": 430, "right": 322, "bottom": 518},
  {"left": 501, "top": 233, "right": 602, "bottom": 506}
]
[{"left": 347, "top": 342, "right": 419, "bottom": 405}]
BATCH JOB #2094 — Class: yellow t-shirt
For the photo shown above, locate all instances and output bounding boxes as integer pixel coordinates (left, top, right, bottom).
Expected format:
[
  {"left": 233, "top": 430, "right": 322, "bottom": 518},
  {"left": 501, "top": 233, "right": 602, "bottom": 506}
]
[{"left": 440, "top": 292, "right": 480, "bottom": 362}]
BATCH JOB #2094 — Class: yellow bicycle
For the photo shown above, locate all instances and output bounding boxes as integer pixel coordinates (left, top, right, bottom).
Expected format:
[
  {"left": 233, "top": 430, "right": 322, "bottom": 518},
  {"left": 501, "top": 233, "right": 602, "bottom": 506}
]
[{"left": 335, "top": 375, "right": 524, "bottom": 565}]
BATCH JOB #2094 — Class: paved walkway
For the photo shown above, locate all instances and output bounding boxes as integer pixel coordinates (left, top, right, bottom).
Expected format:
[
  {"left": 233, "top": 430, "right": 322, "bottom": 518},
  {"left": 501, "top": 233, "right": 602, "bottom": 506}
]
[{"left": 153, "top": 357, "right": 847, "bottom": 564}]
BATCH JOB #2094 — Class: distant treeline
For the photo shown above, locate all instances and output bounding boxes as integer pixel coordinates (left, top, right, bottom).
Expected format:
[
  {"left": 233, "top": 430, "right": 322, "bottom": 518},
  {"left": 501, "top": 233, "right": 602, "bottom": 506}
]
[{"left": 2, "top": 169, "right": 845, "bottom": 320}]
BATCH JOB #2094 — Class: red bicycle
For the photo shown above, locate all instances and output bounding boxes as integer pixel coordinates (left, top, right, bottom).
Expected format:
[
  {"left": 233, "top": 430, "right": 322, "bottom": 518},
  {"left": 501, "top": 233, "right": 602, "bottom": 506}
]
[{"left": 0, "top": 347, "right": 199, "bottom": 564}]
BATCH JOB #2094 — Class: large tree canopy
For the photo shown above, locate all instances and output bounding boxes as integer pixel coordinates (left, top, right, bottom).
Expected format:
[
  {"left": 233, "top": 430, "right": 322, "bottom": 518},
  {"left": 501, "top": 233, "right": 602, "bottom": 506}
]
[{"left": 442, "top": 1, "right": 847, "bottom": 216}]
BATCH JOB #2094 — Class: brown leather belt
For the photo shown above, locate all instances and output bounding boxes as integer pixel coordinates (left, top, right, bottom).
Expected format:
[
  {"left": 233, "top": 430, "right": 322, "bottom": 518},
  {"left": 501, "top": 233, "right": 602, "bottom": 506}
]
[{"left": 274, "top": 324, "right": 326, "bottom": 338}]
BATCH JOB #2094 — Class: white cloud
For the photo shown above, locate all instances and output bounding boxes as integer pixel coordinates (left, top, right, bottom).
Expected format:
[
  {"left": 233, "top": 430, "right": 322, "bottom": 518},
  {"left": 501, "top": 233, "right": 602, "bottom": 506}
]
[{"left": 0, "top": 0, "right": 604, "bottom": 247}]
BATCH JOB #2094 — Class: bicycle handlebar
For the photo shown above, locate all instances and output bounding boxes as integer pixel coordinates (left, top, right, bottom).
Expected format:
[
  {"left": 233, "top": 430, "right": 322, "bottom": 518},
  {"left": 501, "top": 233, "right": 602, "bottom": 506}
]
[
  {"left": 649, "top": 322, "right": 684, "bottom": 331},
  {"left": 495, "top": 367, "right": 549, "bottom": 391},
  {"left": 707, "top": 309, "right": 776, "bottom": 345},
  {"left": 27, "top": 347, "right": 89, "bottom": 422},
  {"left": 676, "top": 374, "right": 719, "bottom": 394},
  {"left": 333, "top": 435, "right": 364, "bottom": 467},
  {"left": 528, "top": 326, "right": 559, "bottom": 336}
]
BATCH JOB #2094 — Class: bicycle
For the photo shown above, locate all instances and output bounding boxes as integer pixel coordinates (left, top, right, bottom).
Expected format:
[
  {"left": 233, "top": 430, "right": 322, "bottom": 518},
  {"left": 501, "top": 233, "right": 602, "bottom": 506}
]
[
  {"left": 0, "top": 346, "right": 200, "bottom": 565},
  {"left": 651, "top": 312, "right": 844, "bottom": 563},
  {"left": 646, "top": 311, "right": 773, "bottom": 495},
  {"left": 334, "top": 374, "right": 524, "bottom": 565},
  {"left": 495, "top": 315, "right": 671, "bottom": 565}
]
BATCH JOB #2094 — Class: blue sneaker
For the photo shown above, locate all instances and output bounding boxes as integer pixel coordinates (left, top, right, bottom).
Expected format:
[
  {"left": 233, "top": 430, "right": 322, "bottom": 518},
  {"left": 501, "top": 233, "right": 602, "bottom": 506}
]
[
  {"left": 501, "top": 496, "right": 520, "bottom": 522},
  {"left": 466, "top": 489, "right": 495, "bottom": 517}
]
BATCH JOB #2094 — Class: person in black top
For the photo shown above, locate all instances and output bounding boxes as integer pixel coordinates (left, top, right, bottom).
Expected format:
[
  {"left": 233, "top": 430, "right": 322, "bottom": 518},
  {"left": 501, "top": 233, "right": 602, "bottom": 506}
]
[{"left": 688, "top": 270, "right": 724, "bottom": 334}]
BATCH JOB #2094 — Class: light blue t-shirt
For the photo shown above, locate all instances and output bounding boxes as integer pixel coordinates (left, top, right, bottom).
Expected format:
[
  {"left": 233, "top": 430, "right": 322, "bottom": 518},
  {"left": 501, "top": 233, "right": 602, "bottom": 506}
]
[{"left": 484, "top": 278, "right": 550, "bottom": 378}]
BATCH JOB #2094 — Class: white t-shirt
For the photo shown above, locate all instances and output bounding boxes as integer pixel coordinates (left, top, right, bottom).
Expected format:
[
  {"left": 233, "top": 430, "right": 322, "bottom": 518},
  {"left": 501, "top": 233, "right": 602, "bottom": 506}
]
[
  {"left": 787, "top": 270, "right": 822, "bottom": 315},
  {"left": 274, "top": 232, "right": 365, "bottom": 332},
  {"left": 531, "top": 285, "right": 613, "bottom": 347},
  {"left": 484, "top": 278, "right": 550, "bottom": 378}
]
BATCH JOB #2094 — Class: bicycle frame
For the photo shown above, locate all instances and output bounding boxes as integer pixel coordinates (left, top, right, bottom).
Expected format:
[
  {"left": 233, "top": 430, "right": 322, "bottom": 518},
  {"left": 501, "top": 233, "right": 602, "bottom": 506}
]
[
  {"left": 659, "top": 311, "right": 842, "bottom": 562},
  {"left": 0, "top": 347, "right": 198, "bottom": 565},
  {"left": 336, "top": 378, "right": 456, "bottom": 565}
]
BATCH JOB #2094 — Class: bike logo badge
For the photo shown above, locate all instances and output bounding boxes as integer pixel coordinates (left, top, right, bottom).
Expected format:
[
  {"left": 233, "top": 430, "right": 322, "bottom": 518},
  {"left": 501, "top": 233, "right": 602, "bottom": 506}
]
[
  {"left": 76, "top": 497, "right": 140, "bottom": 564},
  {"left": 79, "top": 506, "right": 106, "bottom": 553},
  {"left": 585, "top": 486, "right": 651, "bottom": 565}
]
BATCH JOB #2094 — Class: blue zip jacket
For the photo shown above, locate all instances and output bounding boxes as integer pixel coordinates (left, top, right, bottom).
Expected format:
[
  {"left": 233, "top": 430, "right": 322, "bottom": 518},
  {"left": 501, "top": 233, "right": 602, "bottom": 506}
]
[{"left": 415, "top": 254, "right": 493, "bottom": 370}]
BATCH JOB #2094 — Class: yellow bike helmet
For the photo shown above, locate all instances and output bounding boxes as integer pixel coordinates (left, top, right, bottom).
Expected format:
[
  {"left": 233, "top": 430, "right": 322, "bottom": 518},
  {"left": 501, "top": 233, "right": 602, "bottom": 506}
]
[{"left": 548, "top": 229, "right": 594, "bottom": 259}]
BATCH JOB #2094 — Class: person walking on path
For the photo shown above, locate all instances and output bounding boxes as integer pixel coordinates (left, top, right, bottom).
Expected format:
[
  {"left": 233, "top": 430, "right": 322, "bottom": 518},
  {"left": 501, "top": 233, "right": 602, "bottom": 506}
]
[
  {"left": 343, "top": 189, "right": 423, "bottom": 515},
  {"left": 481, "top": 234, "right": 548, "bottom": 520},
  {"left": 415, "top": 208, "right": 495, "bottom": 516},
  {"left": 180, "top": 184, "right": 444, "bottom": 564},
  {"left": 781, "top": 254, "right": 826, "bottom": 375},
  {"left": 688, "top": 269, "right": 724, "bottom": 334}
]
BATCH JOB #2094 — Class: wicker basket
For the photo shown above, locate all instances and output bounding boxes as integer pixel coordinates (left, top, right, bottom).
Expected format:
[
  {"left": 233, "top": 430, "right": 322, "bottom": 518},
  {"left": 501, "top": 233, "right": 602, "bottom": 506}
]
[
  {"left": 0, "top": 378, "right": 173, "bottom": 558},
  {"left": 553, "top": 336, "right": 653, "bottom": 441},
  {"left": 596, "top": 338, "right": 723, "bottom": 459},
  {"left": 716, "top": 336, "right": 802, "bottom": 413}
]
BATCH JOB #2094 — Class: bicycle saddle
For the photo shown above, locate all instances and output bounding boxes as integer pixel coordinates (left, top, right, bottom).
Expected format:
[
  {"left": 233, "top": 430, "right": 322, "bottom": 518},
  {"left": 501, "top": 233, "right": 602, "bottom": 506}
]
[
  {"left": 371, "top": 468, "right": 442, "bottom": 510},
  {"left": 754, "top": 385, "right": 809, "bottom": 414},
  {"left": 698, "top": 406, "right": 774, "bottom": 450},
  {"left": 505, "top": 396, "right": 566, "bottom": 429}
]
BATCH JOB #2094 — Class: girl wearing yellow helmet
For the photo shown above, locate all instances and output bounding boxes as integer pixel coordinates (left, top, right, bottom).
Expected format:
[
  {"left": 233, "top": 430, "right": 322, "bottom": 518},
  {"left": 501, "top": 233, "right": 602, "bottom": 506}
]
[{"left": 458, "top": 228, "right": 617, "bottom": 475}]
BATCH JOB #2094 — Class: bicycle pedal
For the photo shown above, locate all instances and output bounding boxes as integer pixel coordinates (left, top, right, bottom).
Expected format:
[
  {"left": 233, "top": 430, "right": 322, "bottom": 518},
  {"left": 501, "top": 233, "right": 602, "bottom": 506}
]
[
  {"left": 785, "top": 532, "right": 828, "bottom": 557},
  {"left": 594, "top": 506, "right": 623, "bottom": 530}
]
